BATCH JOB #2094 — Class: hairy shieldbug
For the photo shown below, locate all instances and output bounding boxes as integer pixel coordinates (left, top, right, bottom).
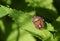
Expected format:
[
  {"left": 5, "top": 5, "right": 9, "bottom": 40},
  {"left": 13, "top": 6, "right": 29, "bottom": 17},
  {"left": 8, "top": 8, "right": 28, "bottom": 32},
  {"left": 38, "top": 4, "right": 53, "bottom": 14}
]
[{"left": 32, "top": 16, "right": 44, "bottom": 29}]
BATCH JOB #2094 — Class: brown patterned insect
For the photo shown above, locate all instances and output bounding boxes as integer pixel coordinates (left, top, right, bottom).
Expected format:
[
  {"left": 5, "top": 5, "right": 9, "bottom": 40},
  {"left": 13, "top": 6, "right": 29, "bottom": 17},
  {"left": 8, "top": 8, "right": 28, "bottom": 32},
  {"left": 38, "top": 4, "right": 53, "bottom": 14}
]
[{"left": 32, "top": 16, "right": 44, "bottom": 29}]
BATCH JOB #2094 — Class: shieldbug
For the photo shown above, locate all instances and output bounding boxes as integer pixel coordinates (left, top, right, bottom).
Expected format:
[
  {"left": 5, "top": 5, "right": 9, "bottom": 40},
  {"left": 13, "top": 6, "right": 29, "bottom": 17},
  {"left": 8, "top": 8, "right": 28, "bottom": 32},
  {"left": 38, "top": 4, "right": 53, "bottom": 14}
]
[{"left": 32, "top": 16, "right": 44, "bottom": 29}]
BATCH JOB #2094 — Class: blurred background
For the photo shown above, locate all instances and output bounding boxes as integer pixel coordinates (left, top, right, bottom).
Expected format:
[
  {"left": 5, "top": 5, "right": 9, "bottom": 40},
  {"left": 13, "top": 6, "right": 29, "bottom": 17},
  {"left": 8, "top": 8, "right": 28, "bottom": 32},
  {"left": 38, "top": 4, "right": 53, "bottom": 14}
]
[{"left": 0, "top": 0, "right": 60, "bottom": 41}]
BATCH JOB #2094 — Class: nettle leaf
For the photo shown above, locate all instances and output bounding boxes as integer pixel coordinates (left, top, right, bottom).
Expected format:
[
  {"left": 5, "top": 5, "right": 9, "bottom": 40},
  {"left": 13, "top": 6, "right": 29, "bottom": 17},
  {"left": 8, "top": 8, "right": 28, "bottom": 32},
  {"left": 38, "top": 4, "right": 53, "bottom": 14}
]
[
  {"left": 0, "top": 5, "right": 12, "bottom": 18},
  {"left": 7, "top": 17, "right": 52, "bottom": 41},
  {"left": 6, "top": 30, "right": 18, "bottom": 41},
  {"left": 44, "top": 36, "right": 58, "bottom": 41},
  {"left": 0, "top": 20, "right": 5, "bottom": 33},
  {"left": 20, "top": 19, "right": 52, "bottom": 40},
  {"left": 56, "top": 16, "right": 60, "bottom": 22},
  {"left": 19, "top": 33, "right": 36, "bottom": 41},
  {"left": 9, "top": 9, "right": 35, "bottom": 26},
  {"left": 11, "top": 22, "right": 18, "bottom": 30},
  {"left": 25, "top": 0, "right": 52, "bottom": 7},
  {"left": 7, "top": 28, "right": 36, "bottom": 41},
  {"left": 19, "top": 29, "right": 36, "bottom": 41},
  {"left": 8, "top": 9, "right": 36, "bottom": 41},
  {"left": 25, "top": 0, "right": 56, "bottom": 11},
  {"left": 46, "top": 22, "right": 55, "bottom": 31}
]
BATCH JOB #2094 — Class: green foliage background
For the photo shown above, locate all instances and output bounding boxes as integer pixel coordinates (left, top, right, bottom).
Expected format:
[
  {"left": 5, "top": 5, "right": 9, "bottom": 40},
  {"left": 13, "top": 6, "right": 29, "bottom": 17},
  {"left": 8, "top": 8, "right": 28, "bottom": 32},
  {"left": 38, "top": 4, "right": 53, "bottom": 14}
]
[{"left": 0, "top": 0, "right": 60, "bottom": 41}]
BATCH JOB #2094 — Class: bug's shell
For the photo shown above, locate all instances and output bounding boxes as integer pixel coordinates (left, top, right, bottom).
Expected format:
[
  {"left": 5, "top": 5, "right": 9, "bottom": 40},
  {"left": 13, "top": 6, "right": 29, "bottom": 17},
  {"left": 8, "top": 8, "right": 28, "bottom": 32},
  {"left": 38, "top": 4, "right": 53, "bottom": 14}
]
[{"left": 32, "top": 16, "right": 44, "bottom": 29}]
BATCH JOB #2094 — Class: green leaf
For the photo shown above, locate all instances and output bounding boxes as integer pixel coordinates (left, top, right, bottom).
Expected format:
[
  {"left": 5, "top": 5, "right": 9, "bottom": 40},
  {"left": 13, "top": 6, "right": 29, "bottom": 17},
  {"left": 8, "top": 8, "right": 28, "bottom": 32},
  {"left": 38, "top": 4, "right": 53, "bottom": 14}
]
[
  {"left": 0, "top": 20, "right": 5, "bottom": 33},
  {"left": 6, "top": 30, "right": 18, "bottom": 41},
  {"left": 19, "top": 29, "right": 36, "bottom": 41},
  {"left": 7, "top": 28, "right": 36, "bottom": 41},
  {"left": 25, "top": 0, "right": 56, "bottom": 11},
  {"left": 20, "top": 19, "right": 52, "bottom": 40},
  {"left": 11, "top": 22, "right": 18, "bottom": 30},
  {"left": 44, "top": 36, "right": 58, "bottom": 41},
  {"left": 25, "top": 0, "right": 52, "bottom": 7},
  {"left": 19, "top": 33, "right": 36, "bottom": 41},
  {"left": 7, "top": 9, "right": 36, "bottom": 41},
  {"left": 9, "top": 9, "right": 35, "bottom": 26},
  {"left": 56, "top": 16, "right": 60, "bottom": 22},
  {"left": 46, "top": 22, "right": 55, "bottom": 31},
  {"left": 0, "top": 5, "right": 12, "bottom": 18}
]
